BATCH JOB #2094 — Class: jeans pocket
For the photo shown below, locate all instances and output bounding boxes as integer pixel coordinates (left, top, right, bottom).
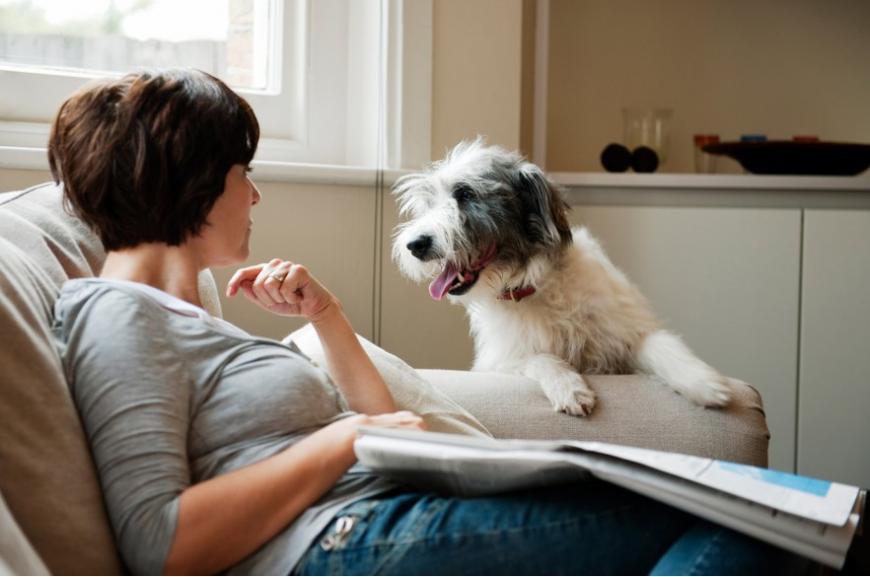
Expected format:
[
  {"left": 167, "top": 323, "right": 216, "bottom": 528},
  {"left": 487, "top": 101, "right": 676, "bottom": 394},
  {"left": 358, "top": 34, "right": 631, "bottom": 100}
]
[{"left": 318, "top": 497, "right": 383, "bottom": 552}]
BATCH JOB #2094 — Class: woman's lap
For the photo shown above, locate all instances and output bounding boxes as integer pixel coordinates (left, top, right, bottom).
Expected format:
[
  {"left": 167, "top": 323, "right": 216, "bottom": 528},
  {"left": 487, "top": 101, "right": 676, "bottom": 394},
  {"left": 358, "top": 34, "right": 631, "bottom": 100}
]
[
  {"left": 649, "top": 519, "right": 815, "bottom": 576},
  {"left": 293, "top": 480, "right": 811, "bottom": 575}
]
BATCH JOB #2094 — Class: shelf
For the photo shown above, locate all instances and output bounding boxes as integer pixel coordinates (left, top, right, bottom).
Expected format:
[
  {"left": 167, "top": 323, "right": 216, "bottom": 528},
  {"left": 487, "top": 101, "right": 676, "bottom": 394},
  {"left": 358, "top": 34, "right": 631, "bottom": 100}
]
[{"left": 550, "top": 172, "right": 870, "bottom": 192}]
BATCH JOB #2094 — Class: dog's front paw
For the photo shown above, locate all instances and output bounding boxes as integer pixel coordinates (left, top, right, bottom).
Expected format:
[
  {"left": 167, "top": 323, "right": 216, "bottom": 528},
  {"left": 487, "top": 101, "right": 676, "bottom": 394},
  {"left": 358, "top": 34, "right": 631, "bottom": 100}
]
[
  {"left": 543, "top": 374, "right": 597, "bottom": 416},
  {"left": 681, "top": 373, "right": 733, "bottom": 408}
]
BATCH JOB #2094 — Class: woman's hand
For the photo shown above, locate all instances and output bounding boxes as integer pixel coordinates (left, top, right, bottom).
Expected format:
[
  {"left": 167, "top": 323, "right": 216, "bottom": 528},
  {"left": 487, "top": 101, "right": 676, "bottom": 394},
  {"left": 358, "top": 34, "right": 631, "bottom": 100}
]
[
  {"left": 227, "top": 258, "right": 398, "bottom": 415},
  {"left": 351, "top": 411, "right": 426, "bottom": 433},
  {"left": 226, "top": 259, "right": 338, "bottom": 322},
  {"left": 330, "top": 411, "right": 426, "bottom": 449}
]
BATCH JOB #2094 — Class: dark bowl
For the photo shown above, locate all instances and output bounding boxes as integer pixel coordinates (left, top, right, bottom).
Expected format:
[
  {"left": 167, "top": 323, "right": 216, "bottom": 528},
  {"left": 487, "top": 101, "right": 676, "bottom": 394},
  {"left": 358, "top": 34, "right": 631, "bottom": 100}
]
[{"left": 702, "top": 141, "right": 870, "bottom": 176}]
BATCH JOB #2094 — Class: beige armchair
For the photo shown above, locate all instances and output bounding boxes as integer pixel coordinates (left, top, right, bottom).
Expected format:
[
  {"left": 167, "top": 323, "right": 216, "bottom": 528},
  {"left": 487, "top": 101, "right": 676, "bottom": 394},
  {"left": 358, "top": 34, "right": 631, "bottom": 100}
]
[{"left": 0, "top": 183, "right": 769, "bottom": 574}]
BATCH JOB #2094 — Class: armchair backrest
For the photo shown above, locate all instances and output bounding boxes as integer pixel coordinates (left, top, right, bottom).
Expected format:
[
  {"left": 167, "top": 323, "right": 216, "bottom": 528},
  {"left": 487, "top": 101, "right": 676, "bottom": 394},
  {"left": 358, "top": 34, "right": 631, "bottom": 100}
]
[{"left": 0, "top": 182, "right": 221, "bottom": 574}]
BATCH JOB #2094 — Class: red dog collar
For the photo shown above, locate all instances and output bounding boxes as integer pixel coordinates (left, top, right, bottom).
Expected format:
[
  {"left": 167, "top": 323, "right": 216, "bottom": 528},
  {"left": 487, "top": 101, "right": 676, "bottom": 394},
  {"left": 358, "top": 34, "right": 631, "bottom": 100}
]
[{"left": 498, "top": 286, "right": 537, "bottom": 302}]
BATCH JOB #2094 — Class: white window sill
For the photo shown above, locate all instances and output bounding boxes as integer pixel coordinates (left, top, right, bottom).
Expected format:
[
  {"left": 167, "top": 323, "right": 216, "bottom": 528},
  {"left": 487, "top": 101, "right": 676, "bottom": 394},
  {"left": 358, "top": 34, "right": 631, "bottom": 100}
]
[
  {"left": 252, "top": 161, "right": 409, "bottom": 187},
  {"left": 0, "top": 145, "right": 411, "bottom": 187}
]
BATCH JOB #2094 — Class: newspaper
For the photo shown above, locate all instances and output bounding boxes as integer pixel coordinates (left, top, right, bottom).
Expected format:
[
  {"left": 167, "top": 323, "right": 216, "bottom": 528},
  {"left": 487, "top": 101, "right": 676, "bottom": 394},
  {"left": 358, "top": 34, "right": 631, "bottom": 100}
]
[{"left": 354, "top": 427, "right": 864, "bottom": 569}]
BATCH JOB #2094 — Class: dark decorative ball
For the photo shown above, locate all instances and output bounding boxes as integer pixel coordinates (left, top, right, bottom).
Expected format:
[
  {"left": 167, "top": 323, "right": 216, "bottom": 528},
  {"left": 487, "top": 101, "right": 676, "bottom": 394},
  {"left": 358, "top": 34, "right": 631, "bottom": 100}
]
[
  {"left": 631, "top": 146, "right": 659, "bottom": 173},
  {"left": 600, "top": 143, "right": 632, "bottom": 173}
]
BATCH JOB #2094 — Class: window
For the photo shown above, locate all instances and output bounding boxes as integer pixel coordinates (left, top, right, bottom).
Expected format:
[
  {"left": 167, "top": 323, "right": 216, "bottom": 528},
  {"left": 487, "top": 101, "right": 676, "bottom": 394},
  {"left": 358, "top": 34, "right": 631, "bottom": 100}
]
[
  {"left": 0, "top": 0, "right": 431, "bottom": 172},
  {"left": 0, "top": 0, "right": 274, "bottom": 89}
]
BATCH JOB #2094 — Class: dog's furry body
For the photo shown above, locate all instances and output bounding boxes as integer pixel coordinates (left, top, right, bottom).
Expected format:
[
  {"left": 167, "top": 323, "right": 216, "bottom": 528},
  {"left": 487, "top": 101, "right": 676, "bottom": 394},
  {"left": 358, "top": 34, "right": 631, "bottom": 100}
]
[{"left": 393, "top": 139, "right": 732, "bottom": 415}]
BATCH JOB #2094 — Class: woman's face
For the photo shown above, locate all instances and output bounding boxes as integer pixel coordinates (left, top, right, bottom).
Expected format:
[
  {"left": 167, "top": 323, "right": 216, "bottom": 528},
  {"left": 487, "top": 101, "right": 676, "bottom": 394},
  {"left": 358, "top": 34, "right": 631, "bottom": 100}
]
[{"left": 195, "top": 164, "right": 261, "bottom": 268}]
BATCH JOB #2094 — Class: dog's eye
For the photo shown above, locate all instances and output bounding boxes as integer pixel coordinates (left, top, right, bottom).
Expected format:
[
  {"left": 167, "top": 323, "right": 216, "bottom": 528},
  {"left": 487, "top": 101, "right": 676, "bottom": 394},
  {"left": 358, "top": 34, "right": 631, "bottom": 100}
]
[{"left": 453, "top": 185, "right": 473, "bottom": 204}]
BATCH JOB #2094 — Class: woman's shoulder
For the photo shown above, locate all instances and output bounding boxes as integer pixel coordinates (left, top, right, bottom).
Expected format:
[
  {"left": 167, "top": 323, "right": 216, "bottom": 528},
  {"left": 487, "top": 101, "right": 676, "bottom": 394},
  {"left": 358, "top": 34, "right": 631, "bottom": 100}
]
[
  {"left": 57, "top": 278, "right": 213, "bottom": 321},
  {"left": 53, "top": 278, "right": 196, "bottom": 350},
  {"left": 57, "top": 278, "right": 161, "bottom": 321},
  {"left": 54, "top": 278, "right": 258, "bottom": 352}
]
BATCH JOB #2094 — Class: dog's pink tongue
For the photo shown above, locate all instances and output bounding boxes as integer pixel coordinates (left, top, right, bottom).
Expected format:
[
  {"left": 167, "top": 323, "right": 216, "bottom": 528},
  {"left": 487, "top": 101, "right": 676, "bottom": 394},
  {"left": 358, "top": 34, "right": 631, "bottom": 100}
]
[{"left": 429, "top": 263, "right": 459, "bottom": 301}]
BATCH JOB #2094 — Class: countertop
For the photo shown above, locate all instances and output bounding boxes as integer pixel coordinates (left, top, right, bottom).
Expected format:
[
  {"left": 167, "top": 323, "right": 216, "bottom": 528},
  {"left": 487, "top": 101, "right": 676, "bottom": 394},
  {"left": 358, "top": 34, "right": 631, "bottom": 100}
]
[{"left": 550, "top": 172, "right": 870, "bottom": 209}]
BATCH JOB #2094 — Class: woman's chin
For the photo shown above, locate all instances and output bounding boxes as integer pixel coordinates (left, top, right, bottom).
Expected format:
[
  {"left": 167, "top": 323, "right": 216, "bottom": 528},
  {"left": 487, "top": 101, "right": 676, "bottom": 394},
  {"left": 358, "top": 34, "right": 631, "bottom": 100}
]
[
  {"left": 236, "top": 245, "right": 251, "bottom": 264},
  {"left": 209, "top": 246, "right": 250, "bottom": 269}
]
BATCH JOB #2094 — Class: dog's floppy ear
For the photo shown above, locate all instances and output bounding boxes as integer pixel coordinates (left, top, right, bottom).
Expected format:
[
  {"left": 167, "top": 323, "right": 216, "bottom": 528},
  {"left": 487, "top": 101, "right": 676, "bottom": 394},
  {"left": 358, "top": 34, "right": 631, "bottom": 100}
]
[{"left": 515, "top": 163, "right": 573, "bottom": 248}]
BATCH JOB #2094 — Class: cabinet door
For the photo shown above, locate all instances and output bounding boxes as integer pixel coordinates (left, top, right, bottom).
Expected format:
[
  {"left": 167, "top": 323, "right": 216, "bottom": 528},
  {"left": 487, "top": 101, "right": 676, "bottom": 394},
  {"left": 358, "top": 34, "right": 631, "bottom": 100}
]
[
  {"left": 571, "top": 206, "right": 801, "bottom": 472},
  {"left": 800, "top": 210, "right": 870, "bottom": 487}
]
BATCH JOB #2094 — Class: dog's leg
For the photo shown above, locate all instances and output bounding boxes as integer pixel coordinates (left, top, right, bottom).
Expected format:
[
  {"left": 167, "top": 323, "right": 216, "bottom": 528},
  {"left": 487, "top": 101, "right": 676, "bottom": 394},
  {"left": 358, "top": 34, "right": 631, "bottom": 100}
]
[
  {"left": 508, "top": 354, "right": 597, "bottom": 416},
  {"left": 635, "top": 330, "right": 732, "bottom": 407}
]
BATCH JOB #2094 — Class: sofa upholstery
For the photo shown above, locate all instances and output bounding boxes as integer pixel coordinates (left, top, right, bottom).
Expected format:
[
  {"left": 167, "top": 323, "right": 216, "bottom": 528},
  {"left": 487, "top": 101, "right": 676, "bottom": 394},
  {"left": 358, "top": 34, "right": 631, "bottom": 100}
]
[
  {"left": 0, "top": 183, "right": 221, "bottom": 575},
  {"left": 0, "top": 182, "right": 771, "bottom": 575},
  {"left": 0, "top": 184, "right": 123, "bottom": 575},
  {"left": 422, "top": 370, "right": 768, "bottom": 466}
]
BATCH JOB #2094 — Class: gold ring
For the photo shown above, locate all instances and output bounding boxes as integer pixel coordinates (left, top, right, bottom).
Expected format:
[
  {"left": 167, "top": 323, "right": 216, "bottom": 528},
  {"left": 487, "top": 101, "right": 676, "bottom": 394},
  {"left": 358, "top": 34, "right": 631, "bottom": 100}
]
[{"left": 268, "top": 271, "right": 287, "bottom": 282}]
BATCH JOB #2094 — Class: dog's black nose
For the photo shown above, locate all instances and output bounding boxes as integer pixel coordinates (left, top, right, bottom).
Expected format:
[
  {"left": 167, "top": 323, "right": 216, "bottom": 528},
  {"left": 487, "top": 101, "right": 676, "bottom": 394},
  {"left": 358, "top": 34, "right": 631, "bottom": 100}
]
[{"left": 407, "top": 235, "right": 433, "bottom": 260}]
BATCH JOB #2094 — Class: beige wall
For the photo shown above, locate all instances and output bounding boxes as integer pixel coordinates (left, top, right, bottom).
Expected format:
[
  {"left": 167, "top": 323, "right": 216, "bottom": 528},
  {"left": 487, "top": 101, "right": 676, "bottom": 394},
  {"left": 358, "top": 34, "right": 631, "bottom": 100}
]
[
  {"left": 210, "top": 181, "right": 378, "bottom": 342},
  {"left": 431, "top": 0, "right": 524, "bottom": 156},
  {"left": 382, "top": 0, "right": 526, "bottom": 369},
  {"left": 546, "top": 0, "right": 870, "bottom": 173},
  {"left": 0, "top": 169, "right": 51, "bottom": 192}
]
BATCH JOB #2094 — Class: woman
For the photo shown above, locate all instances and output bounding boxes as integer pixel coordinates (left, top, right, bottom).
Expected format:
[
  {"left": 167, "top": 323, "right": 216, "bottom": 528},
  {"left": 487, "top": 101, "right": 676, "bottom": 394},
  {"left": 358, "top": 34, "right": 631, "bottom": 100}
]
[{"left": 49, "top": 69, "right": 808, "bottom": 575}]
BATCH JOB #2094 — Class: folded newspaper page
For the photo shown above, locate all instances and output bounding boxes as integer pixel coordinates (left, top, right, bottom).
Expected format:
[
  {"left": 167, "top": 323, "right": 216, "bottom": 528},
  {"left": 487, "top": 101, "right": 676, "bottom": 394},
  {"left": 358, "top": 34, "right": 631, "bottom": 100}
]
[{"left": 354, "top": 427, "right": 864, "bottom": 569}]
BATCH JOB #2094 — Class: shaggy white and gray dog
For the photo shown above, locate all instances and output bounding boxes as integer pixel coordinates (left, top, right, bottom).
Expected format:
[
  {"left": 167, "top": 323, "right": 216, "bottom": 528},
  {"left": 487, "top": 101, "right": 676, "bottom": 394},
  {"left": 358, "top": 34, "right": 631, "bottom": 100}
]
[{"left": 392, "top": 138, "right": 733, "bottom": 416}]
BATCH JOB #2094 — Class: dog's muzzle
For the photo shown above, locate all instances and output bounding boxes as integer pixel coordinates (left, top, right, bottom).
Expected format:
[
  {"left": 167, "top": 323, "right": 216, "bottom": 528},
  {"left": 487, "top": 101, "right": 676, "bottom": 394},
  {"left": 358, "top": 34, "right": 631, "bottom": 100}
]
[
  {"left": 427, "top": 244, "right": 498, "bottom": 301},
  {"left": 406, "top": 235, "right": 436, "bottom": 261}
]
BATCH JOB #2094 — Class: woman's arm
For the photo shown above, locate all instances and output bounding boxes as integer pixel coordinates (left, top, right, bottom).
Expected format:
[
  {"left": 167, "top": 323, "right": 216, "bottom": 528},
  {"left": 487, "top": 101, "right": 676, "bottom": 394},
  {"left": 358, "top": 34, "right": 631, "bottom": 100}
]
[
  {"left": 307, "top": 300, "right": 397, "bottom": 414},
  {"left": 163, "top": 411, "right": 422, "bottom": 575},
  {"left": 226, "top": 259, "right": 396, "bottom": 414}
]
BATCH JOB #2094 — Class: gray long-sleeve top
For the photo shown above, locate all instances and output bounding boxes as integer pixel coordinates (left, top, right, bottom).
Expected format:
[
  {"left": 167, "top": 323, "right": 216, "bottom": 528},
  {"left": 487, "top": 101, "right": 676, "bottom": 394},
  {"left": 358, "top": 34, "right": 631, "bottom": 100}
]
[{"left": 52, "top": 278, "right": 395, "bottom": 575}]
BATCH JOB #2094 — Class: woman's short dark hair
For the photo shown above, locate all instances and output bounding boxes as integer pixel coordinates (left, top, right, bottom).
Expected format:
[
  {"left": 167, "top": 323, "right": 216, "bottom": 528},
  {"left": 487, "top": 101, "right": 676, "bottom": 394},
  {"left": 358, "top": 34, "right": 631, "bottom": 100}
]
[{"left": 48, "top": 68, "right": 259, "bottom": 250}]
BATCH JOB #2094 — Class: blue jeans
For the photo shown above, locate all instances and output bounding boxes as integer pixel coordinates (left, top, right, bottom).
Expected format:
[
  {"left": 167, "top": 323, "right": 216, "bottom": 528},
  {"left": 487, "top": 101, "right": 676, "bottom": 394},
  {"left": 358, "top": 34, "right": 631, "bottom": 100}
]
[{"left": 293, "top": 481, "right": 813, "bottom": 575}]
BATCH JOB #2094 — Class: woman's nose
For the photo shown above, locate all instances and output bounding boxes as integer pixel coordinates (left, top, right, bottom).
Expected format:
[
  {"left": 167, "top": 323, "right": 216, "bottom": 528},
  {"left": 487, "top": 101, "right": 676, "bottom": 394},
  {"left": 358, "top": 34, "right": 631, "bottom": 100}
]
[{"left": 251, "top": 181, "right": 262, "bottom": 205}]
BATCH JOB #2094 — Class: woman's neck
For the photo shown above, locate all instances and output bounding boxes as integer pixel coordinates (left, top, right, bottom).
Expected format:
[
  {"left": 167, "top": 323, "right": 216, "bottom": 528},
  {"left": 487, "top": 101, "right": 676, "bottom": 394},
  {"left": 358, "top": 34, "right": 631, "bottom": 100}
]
[{"left": 100, "top": 243, "right": 204, "bottom": 308}]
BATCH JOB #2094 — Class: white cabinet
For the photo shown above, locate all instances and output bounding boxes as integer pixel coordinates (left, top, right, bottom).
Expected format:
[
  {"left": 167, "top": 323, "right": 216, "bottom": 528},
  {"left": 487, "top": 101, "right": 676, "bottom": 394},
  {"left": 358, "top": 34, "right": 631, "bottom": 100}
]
[
  {"left": 569, "top": 206, "right": 802, "bottom": 472},
  {"left": 799, "top": 210, "right": 870, "bottom": 487}
]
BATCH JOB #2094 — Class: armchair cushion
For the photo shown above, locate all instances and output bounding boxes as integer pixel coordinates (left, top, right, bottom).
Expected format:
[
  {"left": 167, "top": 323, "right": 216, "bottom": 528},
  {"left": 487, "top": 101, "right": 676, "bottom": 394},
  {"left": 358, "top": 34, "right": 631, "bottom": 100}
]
[
  {"left": 421, "top": 370, "right": 769, "bottom": 467},
  {"left": 287, "top": 324, "right": 768, "bottom": 466},
  {"left": 0, "top": 182, "right": 226, "bottom": 574},
  {"left": 287, "top": 324, "right": 492, "bottom": 438},
  {"left": 0, "top": 491, "right": 49, "bottom": 576},
  {"left": 0, "top": 184, "right": 122, "bottom": 575}
]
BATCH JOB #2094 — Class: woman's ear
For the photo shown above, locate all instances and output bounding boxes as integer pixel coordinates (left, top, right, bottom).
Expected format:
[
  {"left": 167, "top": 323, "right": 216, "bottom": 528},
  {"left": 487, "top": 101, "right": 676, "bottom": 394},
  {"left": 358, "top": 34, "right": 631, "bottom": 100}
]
[{"left": 515, "top": 163, "right": 573, "bottom": 249}]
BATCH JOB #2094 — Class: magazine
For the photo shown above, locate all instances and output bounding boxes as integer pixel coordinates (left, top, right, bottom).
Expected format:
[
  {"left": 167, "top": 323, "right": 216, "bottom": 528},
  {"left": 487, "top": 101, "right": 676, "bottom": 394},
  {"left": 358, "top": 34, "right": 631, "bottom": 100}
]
[{"left": 354, "top": 427, "right": 865, "bottom": 569}]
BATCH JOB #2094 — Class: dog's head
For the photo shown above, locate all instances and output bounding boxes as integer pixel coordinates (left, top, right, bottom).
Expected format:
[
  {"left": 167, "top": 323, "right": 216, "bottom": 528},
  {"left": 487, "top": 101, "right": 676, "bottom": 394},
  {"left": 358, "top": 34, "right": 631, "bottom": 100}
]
[{"left": 392, "top": 137, "right": 572, "bottom": 302}]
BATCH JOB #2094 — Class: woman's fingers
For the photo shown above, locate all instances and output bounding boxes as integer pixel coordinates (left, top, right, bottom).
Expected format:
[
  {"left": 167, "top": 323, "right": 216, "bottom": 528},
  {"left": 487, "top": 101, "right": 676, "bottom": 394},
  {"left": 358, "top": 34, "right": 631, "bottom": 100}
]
[
  {"left": 278, "top": 264, "right": 309, "bottom": 304},
  {"left": 227, "top": 258, "right": 336, "bottom": 319},
  {"left": 226, "top": 264, "right": 265, "bottom": 297},
  {"left": 228, "top": 259, "right": 305, "bottom": 310},
  {"left": 366, "top": 411, "right": 425, "bottom": 430},
  {"left": 228, "top": 260, "right": 283, "bottom": 307},
  {"left": 250, "top": 259, "right": 283, "bottom": 306},
  {"left": 238, "top": 279, "right": 258, "bottom": 304},
  {"left": 262, "top": 261, "right": 291, "bottom": 304}
]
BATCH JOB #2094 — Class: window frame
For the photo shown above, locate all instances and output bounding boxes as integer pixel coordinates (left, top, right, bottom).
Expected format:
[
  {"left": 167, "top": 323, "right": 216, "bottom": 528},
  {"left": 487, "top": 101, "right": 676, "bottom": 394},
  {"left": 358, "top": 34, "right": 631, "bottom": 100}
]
[{"left": 0, "top": 0, "right": 431, "bottom": 177}]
